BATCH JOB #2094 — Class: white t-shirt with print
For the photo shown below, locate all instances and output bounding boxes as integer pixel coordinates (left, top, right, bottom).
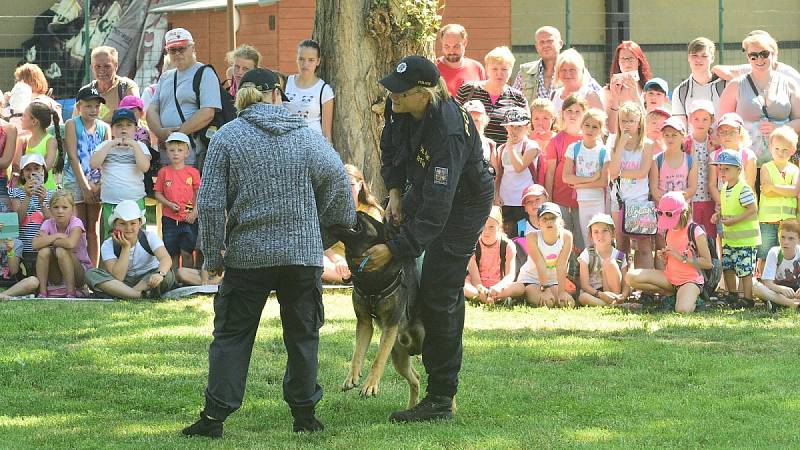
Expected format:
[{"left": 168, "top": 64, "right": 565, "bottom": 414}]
[
  {"left": 762, "top": 245, "right": 800, "bottom": 287},
  {"left": 565, "top": 140, "right": 610, "bottom": 202},
  {"left": 284, "top": 76, "right": 335, "bottom": 134},
  {"left": 100, "top": 230, "right": 165, "bottom": 278}
]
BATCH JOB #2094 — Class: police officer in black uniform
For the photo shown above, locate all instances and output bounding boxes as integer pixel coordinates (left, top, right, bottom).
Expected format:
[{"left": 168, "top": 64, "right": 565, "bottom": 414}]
[{"left": 363, "top": 55, "right": 494, "bottom": 422}]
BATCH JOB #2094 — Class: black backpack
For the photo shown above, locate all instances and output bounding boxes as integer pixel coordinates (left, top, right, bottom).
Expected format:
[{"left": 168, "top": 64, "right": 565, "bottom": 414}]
[
  {"left": 88, "top": 79, "right": 130, "bottom": 104},
  {"left": 475, "top": 236, "right": 522, "bottom": 279},
  {"left": 191, "top": 64, "right": 236, "bottom": 146},
  {"left": 113, "top": 230, "right": 155, "bottom": 258}
]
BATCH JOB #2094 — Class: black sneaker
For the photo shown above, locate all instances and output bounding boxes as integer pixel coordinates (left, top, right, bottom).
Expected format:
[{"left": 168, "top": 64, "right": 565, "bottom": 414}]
[
  {"left": 293, "top": 416, "right": 324, "bottom": 433},
  {"left": 181, "top": 412, "right": 223, "bottom": 439},
  {"left": 389, "top": 394, "right": 453, "bottom": 423}
]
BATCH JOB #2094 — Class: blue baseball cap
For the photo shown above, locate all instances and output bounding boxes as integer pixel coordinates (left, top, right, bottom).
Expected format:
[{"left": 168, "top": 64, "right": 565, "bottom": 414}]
[
  {"left": 711, "top": 150, "right": 742, "bottom": 168},
  {"left": 111, "top": 108, "right": 137, "bottom": 125}
]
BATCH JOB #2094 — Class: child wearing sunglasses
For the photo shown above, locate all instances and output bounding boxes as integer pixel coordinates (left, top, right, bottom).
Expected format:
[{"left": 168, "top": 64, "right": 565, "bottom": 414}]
[
  {"left": 711, "top": 150, "right": 761, "bottom": 306},
  {"left": 627, "top": 191, "right": 713, "bottom": 313}
]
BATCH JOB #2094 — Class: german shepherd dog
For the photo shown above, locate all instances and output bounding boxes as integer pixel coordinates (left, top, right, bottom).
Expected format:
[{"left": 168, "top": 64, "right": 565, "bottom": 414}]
[{"left": 333, "top": 211, "right": 425, "bottom": 409}]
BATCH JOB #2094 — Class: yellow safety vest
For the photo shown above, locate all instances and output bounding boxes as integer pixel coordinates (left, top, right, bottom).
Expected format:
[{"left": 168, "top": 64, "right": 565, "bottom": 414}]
[
  {"left": 721, "top": 180, "right": 762, "bottom": 247},
  {"left": 758, "top": 161, "right": 798, "bottom": 222}
]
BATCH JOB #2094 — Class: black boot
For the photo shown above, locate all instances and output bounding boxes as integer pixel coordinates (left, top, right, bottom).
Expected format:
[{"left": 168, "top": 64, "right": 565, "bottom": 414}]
[
  {"left": 293, "top": 416, "right": 325, "bottom": 433},
  {"left": 291, "top": 406, "right": 324, "bottom": 433},
  {"left": 389, "top": 394, "right": 454, "bottom": 423},
  {"left": 181, "top": 412, "right": 223, "bottom": 438}
]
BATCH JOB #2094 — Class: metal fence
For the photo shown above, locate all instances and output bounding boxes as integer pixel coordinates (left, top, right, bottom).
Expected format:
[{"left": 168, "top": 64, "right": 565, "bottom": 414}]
[
  {"left": 2, "top": 2, "right": 800, "bottom": 107},
  {"left": 511, "top": 5, "right": 800, "bottom": 90},
  {"left": 0, "top": 0, "right": 165, "bottom": 114}
]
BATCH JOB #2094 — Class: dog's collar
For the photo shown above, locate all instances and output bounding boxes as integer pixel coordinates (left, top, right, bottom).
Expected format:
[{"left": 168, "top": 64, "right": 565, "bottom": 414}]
[{"left": 352, "top": 268, "right": 404, "bottom": 302}]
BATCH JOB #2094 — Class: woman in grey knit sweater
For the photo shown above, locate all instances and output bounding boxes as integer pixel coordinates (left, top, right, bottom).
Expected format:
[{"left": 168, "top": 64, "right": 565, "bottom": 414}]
[{"left": 183, "top": 68, "right": 355, "bottom": 438}]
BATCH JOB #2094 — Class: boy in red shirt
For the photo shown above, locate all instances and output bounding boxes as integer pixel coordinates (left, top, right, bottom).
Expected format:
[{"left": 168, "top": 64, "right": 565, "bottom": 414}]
[{"left": 154, "top": 132, "right": 201, "bottom": 273}]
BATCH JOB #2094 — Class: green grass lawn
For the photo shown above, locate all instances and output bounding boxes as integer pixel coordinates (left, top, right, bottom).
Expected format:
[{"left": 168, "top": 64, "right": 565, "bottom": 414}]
[{"left": 2, "top": 293, "right": 800, "bottom": 449}]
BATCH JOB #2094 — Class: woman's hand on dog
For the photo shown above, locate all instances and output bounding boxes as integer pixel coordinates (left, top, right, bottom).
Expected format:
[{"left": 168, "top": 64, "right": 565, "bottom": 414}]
[
  {"left": 362, "top": 244, "right": 392, "bottom": 272},
  {"left": 385, "top": 189, "right": 404, "bottom": 225}
]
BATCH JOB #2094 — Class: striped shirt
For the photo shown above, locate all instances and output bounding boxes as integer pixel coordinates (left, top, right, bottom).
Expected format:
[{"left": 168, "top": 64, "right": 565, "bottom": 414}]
[
  {"left": 726, "top": 183, "right": 756, "bottom": 207},
  {"left": 456, "top": 81, "right": 528, "bottom": 145},
  {"left": 10, "top": 187, "right": 52, "bottom": 253}
]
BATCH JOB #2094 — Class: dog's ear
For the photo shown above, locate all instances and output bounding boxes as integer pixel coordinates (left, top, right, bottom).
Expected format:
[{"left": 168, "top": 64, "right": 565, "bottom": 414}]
[{"left": 329, "top": 218, "right": 362, "bottom": 242}]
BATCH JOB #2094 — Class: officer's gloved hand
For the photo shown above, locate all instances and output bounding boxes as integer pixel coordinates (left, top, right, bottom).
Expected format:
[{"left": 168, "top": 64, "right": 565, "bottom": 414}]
[{"left": 362, "top": 244, "right": 392, "bottom": 272}]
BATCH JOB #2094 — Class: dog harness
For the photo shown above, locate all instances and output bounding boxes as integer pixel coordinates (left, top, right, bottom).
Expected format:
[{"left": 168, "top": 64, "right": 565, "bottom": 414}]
[{"left": 352, "top": 268, "right": 405, "bottom": 319}]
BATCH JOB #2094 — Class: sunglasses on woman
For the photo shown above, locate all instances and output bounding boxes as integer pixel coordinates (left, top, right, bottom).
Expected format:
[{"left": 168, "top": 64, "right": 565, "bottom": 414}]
[
  {"left": 656, "top": 209, "right": 681, "bottom": 218},
  {"left": 746, "top": 50, "right": 771, "bottom": 61}
]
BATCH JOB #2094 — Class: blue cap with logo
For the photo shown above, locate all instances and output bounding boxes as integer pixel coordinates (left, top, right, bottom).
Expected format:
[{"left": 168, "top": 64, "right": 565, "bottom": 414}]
[{"left": 711, "top": 150, "right": 742, "bottom": 168}]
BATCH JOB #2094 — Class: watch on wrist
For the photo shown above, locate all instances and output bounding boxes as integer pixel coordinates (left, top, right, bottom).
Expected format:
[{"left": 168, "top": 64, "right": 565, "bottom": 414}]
[{"left": 158, "top": 270, "right": 167, "bottom": 277}]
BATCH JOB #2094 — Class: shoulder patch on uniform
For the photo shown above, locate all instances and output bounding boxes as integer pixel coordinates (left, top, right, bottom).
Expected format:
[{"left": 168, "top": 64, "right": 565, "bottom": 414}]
[{"left": 434, "top": 167, "right": 449, "bottom": 185}]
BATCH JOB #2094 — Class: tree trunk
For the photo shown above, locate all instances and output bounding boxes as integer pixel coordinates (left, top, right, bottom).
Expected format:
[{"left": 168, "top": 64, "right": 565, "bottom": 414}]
[{"left": 314, "top": 0, "right": 440, "bottom": 198}]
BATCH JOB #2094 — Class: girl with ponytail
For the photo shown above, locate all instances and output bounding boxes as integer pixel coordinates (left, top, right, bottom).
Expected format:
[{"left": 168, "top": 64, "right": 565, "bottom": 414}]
[{"left": 19, "top": 102, "right": 63, "bottom": 190}]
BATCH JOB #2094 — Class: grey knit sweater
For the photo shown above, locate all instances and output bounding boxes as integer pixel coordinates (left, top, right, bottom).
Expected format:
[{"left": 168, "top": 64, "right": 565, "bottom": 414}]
[{"left": 197, "top": 103, "right": 356, "bottom": 270}]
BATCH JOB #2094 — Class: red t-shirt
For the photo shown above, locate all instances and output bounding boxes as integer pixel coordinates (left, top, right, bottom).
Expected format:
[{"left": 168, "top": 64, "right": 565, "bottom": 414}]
[
  {"left": 545, "top": 131, "right": 582, "bottom": 208},
  {"left": 155, "top": 165, "right": 201, "bottom": 221},
  {"left": 437, "top": 57, "right": 486, "bottom": 97}
]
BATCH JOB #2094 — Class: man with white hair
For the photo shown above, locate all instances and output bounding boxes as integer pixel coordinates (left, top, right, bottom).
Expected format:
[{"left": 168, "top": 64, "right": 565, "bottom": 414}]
[{"left": 82, "top": 46, "right": 139, "bottom": 122}]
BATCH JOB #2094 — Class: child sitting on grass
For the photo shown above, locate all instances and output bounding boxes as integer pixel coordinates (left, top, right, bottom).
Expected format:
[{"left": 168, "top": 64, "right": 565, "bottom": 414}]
[
  {"left": 464, "top": 206, "right": 517, "bottom": 305},
  {"left": 85, "top": 200, "right": 176, "bottom": 299},
  {"left": 0, "top": 190, "right": 91, "bottom": 298},
  {"left": 577, "top": 213, "right": 632, "bottom": 307},
  {"left": 511, "top": 202, "right": 575, "bottom": 308},
  {"left": 755, "top": 219, "right": 800, "bottom": 310},
  {"left": 627, "top": 191, "right": 714, "bottom": 313}
]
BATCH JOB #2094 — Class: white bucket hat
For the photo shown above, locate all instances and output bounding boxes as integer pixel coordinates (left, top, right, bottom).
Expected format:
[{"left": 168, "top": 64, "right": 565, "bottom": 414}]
[{"left": 108, "top": 200, "right": 146, "bottom": 228}]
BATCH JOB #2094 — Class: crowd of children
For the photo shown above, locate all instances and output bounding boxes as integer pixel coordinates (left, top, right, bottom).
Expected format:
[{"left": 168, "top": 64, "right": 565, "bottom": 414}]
[
  {"left": 462, "top": 74, "right": 800, "bottom": 313},
  {"left": 0, "top": 83, "right": 212, "bottom": 300}
]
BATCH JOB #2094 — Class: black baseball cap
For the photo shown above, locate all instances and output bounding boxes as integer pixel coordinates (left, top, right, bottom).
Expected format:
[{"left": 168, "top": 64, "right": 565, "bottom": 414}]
[
  {"left": 111, "top": 108, "right": 137, "bottom": 125},
  {"left": 76, "top": 85, "right": 105, "bottom": 103},
  {"left": 380, "top": 55, "right": 440, "bottom": 93},
  {"left": 239, "top": 68, "right": 289, "bottom": 102}
]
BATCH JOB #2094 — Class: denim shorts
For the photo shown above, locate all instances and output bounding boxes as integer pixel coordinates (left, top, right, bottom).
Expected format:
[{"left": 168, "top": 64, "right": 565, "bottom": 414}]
[
  {"left": 758, "top": 223, "right": 779, "bottom": 260},
  {"left": 162, "top": 216, "right": 198, "bottom": 255}
]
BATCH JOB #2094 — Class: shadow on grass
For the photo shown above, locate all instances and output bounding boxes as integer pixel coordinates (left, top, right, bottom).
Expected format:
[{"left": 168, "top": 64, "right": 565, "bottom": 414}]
[{"left": 3, "top": 302, "right": 800, "bottom": 448}]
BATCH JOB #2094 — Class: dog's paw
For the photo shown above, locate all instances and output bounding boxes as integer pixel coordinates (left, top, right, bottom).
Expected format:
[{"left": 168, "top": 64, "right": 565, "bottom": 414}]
[
  {"left": 342, "top": 374, "right": 360, "bottom": 391},
  {"left": 360, "top": 378, "right": 380, "bottom": 397}
]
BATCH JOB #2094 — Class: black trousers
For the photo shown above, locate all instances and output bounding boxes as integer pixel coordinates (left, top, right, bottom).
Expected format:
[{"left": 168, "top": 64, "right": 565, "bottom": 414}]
[
  {"left": 419, "top": 191, "right": 493, "bottom": 398},
  {"left": 202, "top": 266, "right": 324, "bottom": 421}
]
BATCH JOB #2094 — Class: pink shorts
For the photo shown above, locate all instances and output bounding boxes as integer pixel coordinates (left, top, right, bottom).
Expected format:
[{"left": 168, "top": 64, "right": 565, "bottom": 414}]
[{"left": 692, "top": 201, "right": 716, "bottom": 240}]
